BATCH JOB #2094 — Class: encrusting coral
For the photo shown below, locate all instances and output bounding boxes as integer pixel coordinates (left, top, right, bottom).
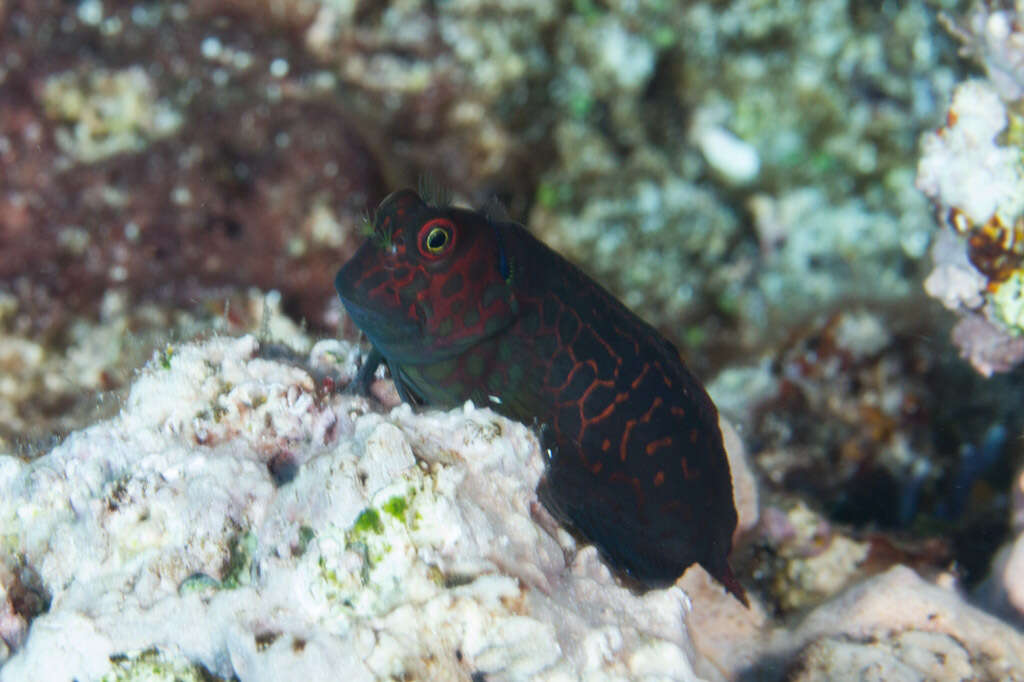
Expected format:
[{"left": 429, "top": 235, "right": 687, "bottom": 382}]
[{"left": 917, "top": 3, "right": 1024, "bottom": 375}]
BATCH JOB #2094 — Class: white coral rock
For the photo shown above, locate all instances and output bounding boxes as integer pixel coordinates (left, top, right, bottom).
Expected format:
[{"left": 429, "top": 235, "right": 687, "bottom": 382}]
[
  {"left": 0, "top": 335, "right": 703, "bottom": 681},
  {"left": 916, "top": 79, "right": 1024, "bottom": 227}
]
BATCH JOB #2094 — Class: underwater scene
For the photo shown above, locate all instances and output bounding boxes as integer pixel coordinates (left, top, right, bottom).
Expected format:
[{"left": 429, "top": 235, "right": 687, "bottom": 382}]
[{"left": 1, "top": 0, "right": 1023, "bottom": 679}]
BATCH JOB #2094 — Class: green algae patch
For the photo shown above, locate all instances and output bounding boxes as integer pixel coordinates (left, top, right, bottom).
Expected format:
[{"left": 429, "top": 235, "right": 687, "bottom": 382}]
[
  {"left": 221, "top": 531, "right": 256, "bottom": 589},
  {"left": 350, "top": 508, "right": 384, "bottom": 536},
  {"left": 295, "top": 524, "right": 315, "bottom": 556},
  {"left": 343, "top": 508, "right": 389, "bottom": 573},
  {"left": 317, "top": 555, "right": 341, "bottom": 587},
  {"left": 312, "top": 486, "right": 428, "bottom": 608},
  {"left": 382, "top": 495, "right": 408, "bottom": 522},
  {"left": 158, "top": 345, "right": 174, "bottom": 370},
  {"left": 102, "top": 647, "right": 224, "bottom": 682}
]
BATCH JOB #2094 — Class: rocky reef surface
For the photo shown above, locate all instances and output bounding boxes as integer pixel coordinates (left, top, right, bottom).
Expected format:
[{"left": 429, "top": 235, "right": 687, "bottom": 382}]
[
  {"left": 0, "top": 334, "right": 705, "bottom": 680},
  {"left": 2, "top": 334, "right": 1023, "bottom": 681}
]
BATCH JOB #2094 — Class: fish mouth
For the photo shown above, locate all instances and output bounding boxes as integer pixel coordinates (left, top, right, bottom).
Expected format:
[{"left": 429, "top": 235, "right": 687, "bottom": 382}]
[{"left": 335, "top": 267, "right": 424, "bottom": 364}]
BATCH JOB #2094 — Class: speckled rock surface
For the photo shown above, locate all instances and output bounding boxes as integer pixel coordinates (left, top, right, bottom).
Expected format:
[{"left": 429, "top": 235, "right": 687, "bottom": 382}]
[
  {"left": 0, "top": 335, "right": 707, "bottom": 681},
  {"left": 0, "top": 0, "right": 385, "bottom": 336},
  {"left": 528, "top": 0, "right": 964, "bottom": 366},
  {"left": 779, "top": 566, "right": 1024, "bottom": 682},
  {"left": 706, "top": 306, "right": 1022, "bottom": 593},
  {"left": 685, "top": 564, "right": 1024, "bottom": 681},
  {"left": 3, "top": 334, "right": 1024, "bottom": 682},
  {"left": 0, "top": 287, "right": 309, "bottom": 451}
]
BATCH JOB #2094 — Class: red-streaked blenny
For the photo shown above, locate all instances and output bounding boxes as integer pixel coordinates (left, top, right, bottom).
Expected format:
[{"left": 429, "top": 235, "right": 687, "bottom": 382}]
[{"left": 335, "top": 188, "right": 746, "bottom": 604}]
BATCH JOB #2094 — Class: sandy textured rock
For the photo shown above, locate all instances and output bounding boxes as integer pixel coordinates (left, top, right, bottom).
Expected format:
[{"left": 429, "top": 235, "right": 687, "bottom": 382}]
[
  {"left": 791, "top": 630, "right": 975, "bottom": 682},
  {"left": 775, "top": 566, "right": 1024, "bottom": 681},
  {"left": 986, "top": 534, "right": 1024, "bottom": 623},
  {"left": 687, "top": 562, "right": 1024, "bottom": 681},
  {"left": 719, "top": 417, "right": 758, "bottom": 541},
  {"left": 681, "top": 566, "right": 769, "bottom": 682},
  {"left": 0, "top": 335, "right": 704, "bottom": 681}
]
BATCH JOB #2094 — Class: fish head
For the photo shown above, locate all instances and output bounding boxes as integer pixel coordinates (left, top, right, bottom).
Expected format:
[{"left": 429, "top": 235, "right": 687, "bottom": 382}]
[{"left": 335, "top": 188, "right": 518, "bottom": 364}]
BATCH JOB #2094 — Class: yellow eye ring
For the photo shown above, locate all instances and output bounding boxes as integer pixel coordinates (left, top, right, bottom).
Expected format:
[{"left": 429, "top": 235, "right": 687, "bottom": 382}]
[
  {"left": 426, "top": 226, "right": 449, "bottom": 253},
  {"left": 418, "top": 218, "right": 455, "bottom": 258}
]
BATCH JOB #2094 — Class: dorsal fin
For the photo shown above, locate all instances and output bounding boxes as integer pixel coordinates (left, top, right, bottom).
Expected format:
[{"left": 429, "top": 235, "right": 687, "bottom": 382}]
[
  {"left": 417, "top": 174, "right": 451, "bottom": 208},
  {"left": 479, "top": 196, "right": 510, "bottom": 223}
]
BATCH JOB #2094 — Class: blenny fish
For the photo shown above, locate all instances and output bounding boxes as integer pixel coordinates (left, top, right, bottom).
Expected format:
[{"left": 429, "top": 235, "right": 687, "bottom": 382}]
[{"left": 335, "top": 188, "right": 746, "bottom": 604}]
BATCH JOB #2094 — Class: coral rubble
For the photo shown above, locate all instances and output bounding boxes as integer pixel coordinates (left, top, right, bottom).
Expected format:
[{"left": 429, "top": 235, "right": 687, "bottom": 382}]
[{"left": 529, "top": 0, "right": 960, "bottom": 365}]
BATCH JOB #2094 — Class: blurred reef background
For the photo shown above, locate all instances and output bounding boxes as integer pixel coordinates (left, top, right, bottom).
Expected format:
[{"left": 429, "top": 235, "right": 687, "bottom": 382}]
[{"left": 3, "top": 0, "right": 1024, "bottom": 679}]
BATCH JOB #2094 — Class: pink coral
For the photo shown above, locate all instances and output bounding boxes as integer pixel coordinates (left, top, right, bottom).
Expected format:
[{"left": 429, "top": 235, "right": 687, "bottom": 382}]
[{"left": 950, "top": 313, "right": 1024, "bottom": 377}]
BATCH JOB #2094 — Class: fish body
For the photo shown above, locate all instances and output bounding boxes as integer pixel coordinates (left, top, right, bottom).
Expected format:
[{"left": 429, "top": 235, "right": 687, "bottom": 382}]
[{"left": 336, "top": 189, "right": 745, "bottom": 604}]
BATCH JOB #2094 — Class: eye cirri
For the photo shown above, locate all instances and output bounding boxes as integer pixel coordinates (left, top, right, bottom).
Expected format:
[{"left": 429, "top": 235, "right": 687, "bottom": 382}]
[{"left": 334, "top": 188, "right": 748, "bottom": 607}]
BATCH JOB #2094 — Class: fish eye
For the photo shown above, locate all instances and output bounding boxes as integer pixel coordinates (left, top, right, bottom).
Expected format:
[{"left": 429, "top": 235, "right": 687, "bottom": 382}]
[
  {"left": 426, "top": 227, "right": 448, "bottom": 251},
  {"left": 417, "top": 218, "right": 455, "bottom": 258}
]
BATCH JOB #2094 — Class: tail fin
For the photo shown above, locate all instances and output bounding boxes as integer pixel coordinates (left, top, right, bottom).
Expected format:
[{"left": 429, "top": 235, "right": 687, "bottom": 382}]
[{"left": 705, "top": 560, "right": 749, "bottom": 608}]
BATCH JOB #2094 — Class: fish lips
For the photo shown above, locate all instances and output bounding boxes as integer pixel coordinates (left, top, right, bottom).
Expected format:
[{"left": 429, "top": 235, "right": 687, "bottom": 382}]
[{"left": 335, "top": 266, "right": 424, "bottom": 364}]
